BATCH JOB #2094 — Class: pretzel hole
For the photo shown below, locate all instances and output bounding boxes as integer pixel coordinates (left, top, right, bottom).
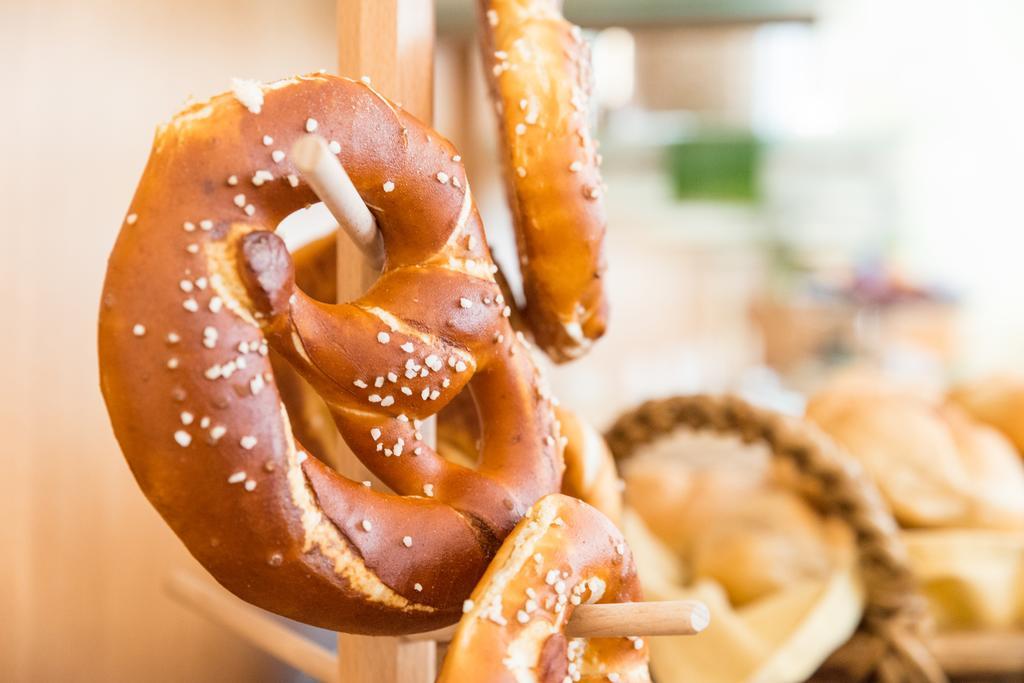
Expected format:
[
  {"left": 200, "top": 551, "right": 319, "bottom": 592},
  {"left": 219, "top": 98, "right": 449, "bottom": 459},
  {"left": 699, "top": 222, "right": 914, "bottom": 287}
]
[
  {"left": 268, "top": 210, "right": 352, "bottom": 472},
  {"left": 269, "top": 216, "right": 489, "bottom": 475},
  {"left": 436, "top": 389, "right": 485, "bottom": 470},
  {"left": 277, "top": 203, "right": 339, "bottom": 304}
]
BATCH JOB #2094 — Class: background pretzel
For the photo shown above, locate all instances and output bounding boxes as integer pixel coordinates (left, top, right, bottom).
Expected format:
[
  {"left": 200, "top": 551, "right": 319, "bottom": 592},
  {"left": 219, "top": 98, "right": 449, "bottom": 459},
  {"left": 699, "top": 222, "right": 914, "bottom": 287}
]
[
  {"left": 604, "top": 395, "right": 947, "bottom": 683},
  {"left": 439, "top": 493, "right": 651, "bottom": 682},
  {"left": 477, "top": 0, "right": 609, "bottom": 362},
  {"left": 98, "top": 73, "right": 562, "bottom": 635},
  {"left": 554, "top": 406, "right": 623, "bottom": 524}
]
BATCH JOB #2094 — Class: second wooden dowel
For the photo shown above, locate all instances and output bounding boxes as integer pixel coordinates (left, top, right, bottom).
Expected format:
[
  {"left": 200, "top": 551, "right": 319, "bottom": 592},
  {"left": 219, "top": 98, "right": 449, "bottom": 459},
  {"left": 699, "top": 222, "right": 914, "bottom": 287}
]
[
  {"left": 402, "top": 600, "right": 710, "bottom": 643},
  {"left": 291, "top": 133, "right": 384, "bottom": 269}
]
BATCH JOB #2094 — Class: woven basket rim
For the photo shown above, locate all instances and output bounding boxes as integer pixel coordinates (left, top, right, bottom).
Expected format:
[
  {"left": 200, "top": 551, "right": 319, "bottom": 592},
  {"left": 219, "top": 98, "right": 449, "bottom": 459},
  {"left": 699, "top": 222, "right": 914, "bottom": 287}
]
[{"left": 604, "top": 393, "right": 947, "bottom": 683}]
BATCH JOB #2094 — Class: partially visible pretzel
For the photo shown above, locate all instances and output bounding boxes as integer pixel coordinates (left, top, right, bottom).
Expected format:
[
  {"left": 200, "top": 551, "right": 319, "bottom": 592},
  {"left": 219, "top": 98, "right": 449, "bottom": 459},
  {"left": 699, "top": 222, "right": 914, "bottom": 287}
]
[
  {"left": 439, "top": 494, "right": 651, "bottom": 682},
  {"left": 557, "top": 407, "right": 623, "bottom": 524},
  {"left": 432, "top": 391, "right": 623, "bottom": 521},
  {"left": 98, "top": 74, "right": 563, "bottom": 634},
  {"left": 478, "top": 0, "right": 609, "bottom": 362}
]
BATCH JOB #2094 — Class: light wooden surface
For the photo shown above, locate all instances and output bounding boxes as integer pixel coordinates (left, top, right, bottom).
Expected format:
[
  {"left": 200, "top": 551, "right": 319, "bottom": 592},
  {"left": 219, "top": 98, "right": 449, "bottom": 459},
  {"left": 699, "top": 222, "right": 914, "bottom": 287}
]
[
  {"left": 335, "top": 1, "right": 437, "bottom": 681},
  {"left": 166, "top": 572, "right": 341, "bottom": 683},
  {"left": 931, "top": 631, "right": 1024, "bottom": 676},
  {"left": 337, "top": 635, "right": 438, "bottom": 683},
  {"left": 1, "top": 1, "right": 341, "bottom": 681},
  {"left": 337, "top": 0, "right": 435, "bottom": 122},
  {"left": 563, "top": 600, "right": 710, "bottom": 639}
]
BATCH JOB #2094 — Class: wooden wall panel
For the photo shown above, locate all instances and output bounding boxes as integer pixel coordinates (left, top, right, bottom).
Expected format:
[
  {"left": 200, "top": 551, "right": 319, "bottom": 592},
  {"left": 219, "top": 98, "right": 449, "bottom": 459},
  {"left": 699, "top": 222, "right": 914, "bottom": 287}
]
[{"left": 1, "top": 1, "right": 336, "bottom": 680}]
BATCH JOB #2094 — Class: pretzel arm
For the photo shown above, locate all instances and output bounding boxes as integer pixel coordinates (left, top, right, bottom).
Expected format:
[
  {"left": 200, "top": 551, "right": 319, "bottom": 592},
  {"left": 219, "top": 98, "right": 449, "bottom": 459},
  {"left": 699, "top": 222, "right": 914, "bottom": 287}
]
[{"left": 298, "top": 454, "right": 491, "bottom": 609}]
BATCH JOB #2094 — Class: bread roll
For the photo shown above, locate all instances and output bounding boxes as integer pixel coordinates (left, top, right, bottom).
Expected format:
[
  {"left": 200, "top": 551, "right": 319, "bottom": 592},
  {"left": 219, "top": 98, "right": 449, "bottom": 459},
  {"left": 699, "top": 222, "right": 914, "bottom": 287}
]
[
  {"left": 624, "top": 445, "right": 837, "bottom": 607},
  {"left": 949, "top": 375, "right": 1024, "bottom": 456},
  {"left": 808, "top": 379, "right": 1024, "bottom": 529}
]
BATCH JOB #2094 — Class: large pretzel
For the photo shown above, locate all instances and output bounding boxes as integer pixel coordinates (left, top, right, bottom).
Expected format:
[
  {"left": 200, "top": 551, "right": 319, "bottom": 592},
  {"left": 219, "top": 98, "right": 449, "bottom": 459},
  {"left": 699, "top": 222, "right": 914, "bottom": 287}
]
[
  {"left": 98, "top": 74, "right": 563, "bottom": 634},
  {"left": 478, "top": 0, "right": 609, "bottom": 362},
  {"left": 440, "top": 494, "right": 651, "bottom": 682}
]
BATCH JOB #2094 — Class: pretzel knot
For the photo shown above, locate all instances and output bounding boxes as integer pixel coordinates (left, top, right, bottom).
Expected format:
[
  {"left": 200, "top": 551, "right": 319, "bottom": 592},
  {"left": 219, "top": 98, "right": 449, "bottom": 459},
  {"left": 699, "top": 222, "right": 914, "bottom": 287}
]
[{"left": 98, "top": 74, "right": 563, "bottom": 634}]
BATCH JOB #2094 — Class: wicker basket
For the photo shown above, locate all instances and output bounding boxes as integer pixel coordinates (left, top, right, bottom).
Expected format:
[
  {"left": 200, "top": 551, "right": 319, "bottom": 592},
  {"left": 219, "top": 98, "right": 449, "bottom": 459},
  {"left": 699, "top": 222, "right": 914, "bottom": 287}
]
[{"left": 604, "top": 394, "right": 947, "bottom": 683}]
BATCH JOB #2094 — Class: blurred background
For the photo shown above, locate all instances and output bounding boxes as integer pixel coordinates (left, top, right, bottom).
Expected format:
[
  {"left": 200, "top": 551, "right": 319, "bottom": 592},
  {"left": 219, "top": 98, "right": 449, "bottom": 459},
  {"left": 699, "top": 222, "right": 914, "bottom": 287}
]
[{"left": 4, "top": 0, "right": 1024, "bottom": 680}]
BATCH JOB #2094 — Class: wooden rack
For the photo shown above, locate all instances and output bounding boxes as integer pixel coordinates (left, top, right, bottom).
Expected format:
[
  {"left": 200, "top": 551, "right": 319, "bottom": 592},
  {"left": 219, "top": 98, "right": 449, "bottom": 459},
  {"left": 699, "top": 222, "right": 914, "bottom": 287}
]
[
  {"left": 167, "top": 571, "right": 711, "bottom": 682},
  {"left": 168, "top": 569, "right": 1024, "bottom": 682},
  {"left": 335, "top": 2, "right": 438, "bottom": 680}
]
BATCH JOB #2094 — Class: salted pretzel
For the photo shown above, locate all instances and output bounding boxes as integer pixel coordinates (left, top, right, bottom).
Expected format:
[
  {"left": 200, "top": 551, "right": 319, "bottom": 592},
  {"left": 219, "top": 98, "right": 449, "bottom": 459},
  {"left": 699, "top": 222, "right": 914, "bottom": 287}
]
[
  {"left": 439, "top": 494, "right": 651, "bottom": 682},
  {"left": 478, "top": 0, "right": 609, "bottom": 362},
  {"left": 98, "top": 73, "right": 563, "bottom": 634}
]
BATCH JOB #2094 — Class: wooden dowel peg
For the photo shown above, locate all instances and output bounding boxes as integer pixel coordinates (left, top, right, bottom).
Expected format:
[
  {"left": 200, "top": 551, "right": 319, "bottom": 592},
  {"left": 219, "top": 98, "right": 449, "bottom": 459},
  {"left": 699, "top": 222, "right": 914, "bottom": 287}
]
[
  {"left": 565, "top": 600, "right": 710, "bottom": 639},
  {"left": 402, "top": 600, "right": 710, "bottom": 643},
  {"left": 931, "top": 631, "right": 1024, "bottom": 676},
  {"left": 165, "top": 571, "right": 340, "bottom": 683},
  {"left": 290, "top": 134, "right": 384, "bottom": 269}
]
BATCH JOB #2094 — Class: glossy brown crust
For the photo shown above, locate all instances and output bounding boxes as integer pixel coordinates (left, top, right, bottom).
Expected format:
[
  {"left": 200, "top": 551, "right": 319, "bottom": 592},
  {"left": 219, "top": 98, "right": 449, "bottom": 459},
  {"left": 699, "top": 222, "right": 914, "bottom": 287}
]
[
  {"left": 439, "top": 494, "right": 650, "bottom": 682},
  {"left": 435, "top": 400, "right": 624, "bottom": 523},
  {"left": 478, "top": 0, "right": 609, "bottom": 363},
  {"left": 267, "top": 234, "right": 340, "bottom": 467},
  {"left": 98, "top": 74, "right": 563, "bottom": 634}
]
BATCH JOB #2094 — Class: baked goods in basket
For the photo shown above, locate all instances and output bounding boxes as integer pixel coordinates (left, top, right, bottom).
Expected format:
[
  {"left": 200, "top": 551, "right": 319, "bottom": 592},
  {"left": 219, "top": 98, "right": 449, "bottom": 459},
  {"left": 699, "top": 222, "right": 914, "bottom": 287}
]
[
  {"left": 808, "top": 379, "right": 1024, "bottom": 529},
  {"left": 948, "top": 374, "right": 1024, "bottom": 456},
  {"left": 620, "top": 435, "right": 862, "bottom": 682},
  {"left": 903, "top": 529, "right": 1024, "bottom": 630},
  {"left": 810, "top": 376, "right": 1024, "bottom": 635},
  {"left": 624, "top": 449, "right": 839, "bottom": 607},
  {"left": 605, "top": 395, "right": 944, "bottom": 683}
]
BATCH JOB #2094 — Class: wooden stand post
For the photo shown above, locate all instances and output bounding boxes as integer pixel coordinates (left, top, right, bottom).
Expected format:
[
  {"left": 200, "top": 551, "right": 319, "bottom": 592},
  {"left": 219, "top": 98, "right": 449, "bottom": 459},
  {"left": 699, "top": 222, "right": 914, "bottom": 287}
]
[{"left": 335, "top": 1, "right": 437, "bottom": 681}]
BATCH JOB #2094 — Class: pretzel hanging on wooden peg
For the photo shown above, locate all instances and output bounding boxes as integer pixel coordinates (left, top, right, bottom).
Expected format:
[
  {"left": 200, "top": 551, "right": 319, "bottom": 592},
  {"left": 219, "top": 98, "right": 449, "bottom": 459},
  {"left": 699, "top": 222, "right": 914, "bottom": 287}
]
[
  {"left": 282, "top": 132, "right": 624, "bottom": 530},
  {"left": 439, "top": 494, "right": 657, "bottom": 682},
  {"left": 99, "top": 73, "right": 564, "bottom": 634}
]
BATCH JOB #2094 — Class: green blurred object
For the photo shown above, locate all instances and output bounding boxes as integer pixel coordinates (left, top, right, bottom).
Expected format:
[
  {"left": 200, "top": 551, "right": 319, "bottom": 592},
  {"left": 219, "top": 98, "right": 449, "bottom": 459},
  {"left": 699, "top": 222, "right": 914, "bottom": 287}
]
[
  {"left": 666, "top": 132, "right": 762, "bottom": 202},
  {"left": 436, "top": 0, "right": 818, "bottom": 33}
]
